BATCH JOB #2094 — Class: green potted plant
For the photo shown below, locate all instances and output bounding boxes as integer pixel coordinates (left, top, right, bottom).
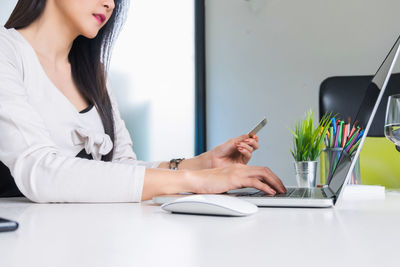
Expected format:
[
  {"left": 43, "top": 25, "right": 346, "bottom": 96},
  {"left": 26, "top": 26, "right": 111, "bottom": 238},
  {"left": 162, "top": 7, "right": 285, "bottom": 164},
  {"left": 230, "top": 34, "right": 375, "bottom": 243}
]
[{"left": 290, "top": 110, "right": 333, "bottom": 187}]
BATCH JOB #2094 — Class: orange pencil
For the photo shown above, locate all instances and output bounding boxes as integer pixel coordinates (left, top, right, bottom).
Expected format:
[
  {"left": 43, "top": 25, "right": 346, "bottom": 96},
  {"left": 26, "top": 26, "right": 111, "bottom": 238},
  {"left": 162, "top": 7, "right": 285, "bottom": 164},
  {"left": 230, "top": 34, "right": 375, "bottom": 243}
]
[
  {"left": 342, "top": 123, "right": 349, "bottom": 148},
  {"left": 348, "top": 120, "right": 359, "bottom": 139}
]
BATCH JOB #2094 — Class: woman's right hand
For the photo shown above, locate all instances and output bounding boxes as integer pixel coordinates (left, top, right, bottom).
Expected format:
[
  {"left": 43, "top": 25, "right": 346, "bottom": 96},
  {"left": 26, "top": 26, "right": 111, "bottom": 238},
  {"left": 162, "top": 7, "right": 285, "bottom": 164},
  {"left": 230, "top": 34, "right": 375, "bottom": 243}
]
[{"left": 188, "top": 163, "right": 286, "bottom": 195}]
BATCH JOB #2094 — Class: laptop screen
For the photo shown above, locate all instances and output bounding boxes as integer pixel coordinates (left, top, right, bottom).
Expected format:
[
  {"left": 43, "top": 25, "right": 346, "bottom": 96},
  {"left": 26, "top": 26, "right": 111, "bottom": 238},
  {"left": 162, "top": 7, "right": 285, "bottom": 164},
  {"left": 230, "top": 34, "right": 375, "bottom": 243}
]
[{"left": 328, "top": 35, "right": 400, "bottom": 197}]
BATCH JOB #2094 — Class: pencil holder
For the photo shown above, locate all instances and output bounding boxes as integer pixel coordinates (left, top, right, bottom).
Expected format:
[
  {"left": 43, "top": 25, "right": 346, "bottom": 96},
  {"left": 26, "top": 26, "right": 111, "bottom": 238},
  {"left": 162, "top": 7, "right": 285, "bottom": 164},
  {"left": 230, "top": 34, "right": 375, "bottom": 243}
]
[{"left": 320, "top": 148, "right": 361, "bottom": 185}]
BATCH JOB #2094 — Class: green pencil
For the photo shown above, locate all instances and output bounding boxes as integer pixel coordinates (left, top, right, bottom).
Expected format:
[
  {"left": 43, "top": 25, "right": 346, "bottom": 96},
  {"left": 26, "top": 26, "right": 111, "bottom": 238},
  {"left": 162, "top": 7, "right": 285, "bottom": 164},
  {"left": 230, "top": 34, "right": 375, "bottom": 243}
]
[
  {"left": 338, "top": 121, "right": 344, "bottom": 147},
  {"left": 345, "top": 126, "right": 360, "bottom": 148},
  {"left": 349, "top": 138, "right": 362, "bottom": 155}
]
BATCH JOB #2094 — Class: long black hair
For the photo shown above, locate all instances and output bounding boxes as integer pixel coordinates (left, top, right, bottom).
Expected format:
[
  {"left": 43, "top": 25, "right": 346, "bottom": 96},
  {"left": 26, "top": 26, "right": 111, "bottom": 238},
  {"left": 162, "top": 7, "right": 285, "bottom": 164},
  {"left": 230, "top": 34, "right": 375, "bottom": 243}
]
[{"left": 4, "top": 0, "right": 129, "bottom": 161}]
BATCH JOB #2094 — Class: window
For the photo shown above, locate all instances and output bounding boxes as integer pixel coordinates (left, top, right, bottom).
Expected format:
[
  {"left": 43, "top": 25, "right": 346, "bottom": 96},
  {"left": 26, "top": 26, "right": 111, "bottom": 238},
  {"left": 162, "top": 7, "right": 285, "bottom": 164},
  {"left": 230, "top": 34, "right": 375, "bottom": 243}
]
[{"left": 110, "top": 0, "right": 196, "bottom": 161}]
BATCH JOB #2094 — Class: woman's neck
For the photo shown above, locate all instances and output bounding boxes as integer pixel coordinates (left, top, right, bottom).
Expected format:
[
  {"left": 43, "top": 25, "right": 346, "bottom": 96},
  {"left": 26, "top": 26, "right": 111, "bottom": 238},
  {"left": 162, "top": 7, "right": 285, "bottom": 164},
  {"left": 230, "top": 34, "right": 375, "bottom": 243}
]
[{"left": 17, "top": 2, "right": 79, "bottom": 68}]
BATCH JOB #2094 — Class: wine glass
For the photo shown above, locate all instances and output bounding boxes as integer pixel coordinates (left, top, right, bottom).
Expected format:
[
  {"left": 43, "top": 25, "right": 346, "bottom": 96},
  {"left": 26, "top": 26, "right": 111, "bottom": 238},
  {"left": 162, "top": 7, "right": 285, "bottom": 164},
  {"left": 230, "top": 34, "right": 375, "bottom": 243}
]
[{"left": 384, "top": 94, "right": 400, "bottom": 152}]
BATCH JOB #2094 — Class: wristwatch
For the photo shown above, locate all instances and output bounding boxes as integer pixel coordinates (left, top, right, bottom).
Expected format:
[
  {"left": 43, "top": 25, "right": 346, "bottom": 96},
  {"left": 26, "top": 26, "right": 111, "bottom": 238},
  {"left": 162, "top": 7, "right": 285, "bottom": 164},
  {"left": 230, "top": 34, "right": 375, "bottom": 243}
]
[{"left": 169, "top": 158, "right": 185, "bottom": 170}]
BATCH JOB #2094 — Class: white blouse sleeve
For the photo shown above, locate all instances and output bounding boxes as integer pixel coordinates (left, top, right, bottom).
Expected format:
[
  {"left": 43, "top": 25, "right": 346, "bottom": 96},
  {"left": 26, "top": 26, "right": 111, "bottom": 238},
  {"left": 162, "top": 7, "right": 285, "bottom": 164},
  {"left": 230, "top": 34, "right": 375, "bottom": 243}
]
[
  {"left": 106, "top": 81, "right": 161, "bottom": 169},
  {"left": 0, "top": 38, "right": 145, "bottom": 203}
]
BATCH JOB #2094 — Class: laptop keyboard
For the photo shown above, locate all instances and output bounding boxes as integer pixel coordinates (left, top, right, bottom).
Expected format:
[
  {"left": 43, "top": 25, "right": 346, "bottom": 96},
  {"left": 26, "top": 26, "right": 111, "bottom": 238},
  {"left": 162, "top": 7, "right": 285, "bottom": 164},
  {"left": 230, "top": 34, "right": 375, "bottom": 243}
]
[{"left": 234, "top": 188, "right": 326, "bottom": 199}]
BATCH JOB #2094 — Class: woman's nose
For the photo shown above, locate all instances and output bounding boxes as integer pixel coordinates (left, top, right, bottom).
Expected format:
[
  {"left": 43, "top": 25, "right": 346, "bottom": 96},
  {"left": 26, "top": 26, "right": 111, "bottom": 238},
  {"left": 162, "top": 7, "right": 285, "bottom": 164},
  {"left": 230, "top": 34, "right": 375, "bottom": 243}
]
[{"left": 103, "top": 0, "right": 115, "bottom": 10}]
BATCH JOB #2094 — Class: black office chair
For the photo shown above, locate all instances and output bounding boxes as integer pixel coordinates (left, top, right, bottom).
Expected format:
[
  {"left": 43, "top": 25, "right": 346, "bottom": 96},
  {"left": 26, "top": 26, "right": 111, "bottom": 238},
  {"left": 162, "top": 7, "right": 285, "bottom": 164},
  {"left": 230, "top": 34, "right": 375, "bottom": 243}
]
[
  {"left": 0, "top": 162, "right": 23, "bottom": 197},
  {"left": 319, "top": 73, "right": 400, "bottom": 188}
]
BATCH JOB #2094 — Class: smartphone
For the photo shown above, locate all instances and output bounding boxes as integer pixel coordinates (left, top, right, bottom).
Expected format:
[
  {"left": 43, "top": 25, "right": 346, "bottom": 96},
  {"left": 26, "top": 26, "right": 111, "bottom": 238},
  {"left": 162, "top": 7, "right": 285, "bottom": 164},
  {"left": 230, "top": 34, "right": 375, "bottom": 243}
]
[
  {"left": 248, "top": 117, "right": 267, "bottom": 137},
  {"left": 0, "top": 217, "right": 19, "bottom": 232}
]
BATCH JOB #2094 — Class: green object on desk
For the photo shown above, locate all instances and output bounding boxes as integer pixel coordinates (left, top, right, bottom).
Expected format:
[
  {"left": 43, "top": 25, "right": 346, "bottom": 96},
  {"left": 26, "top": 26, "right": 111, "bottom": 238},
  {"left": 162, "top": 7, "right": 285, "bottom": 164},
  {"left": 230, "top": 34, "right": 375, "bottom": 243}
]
[
  {"left": 360, "top": 137, "right": 400, "bottom": 189},
  {"left": 320, "top": 137, "right": 400, "bottom": 187}
]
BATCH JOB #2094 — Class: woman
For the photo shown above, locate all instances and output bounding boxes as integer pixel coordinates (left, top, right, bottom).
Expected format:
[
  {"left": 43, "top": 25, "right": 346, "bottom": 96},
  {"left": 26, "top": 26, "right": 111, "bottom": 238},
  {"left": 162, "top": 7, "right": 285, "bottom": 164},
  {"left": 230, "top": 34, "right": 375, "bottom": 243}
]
[{"left": 0, "top": 0, "right": 285, "bottom": 202}]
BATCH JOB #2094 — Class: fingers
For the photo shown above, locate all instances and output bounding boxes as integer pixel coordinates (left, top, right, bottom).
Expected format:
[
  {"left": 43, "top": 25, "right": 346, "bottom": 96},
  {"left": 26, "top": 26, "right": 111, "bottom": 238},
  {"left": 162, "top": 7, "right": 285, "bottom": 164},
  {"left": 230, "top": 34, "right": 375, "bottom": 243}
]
[
  {"left": 236, "top": 136, "right": 259, "bottom": 151},
  {"left": 243, "top": 166, "right": 286, "bottom": 194},
  {"left": 254, "top": 135, "right": 259, "bottom": 142},
  {"left": 237, "top": 142, "right": 253, "bottom": 153},
  {"left": 236, "top": 134, "right": 258, "bottom": 144},
  {"left": 235, "top": 134, "right": 249, "bottom": 142},
  {"left": 237, "top": 146, "right": 252, "bottom": 158},
  {"left": 263, "top": 167, "right": 286, "bottom": 194},
  {"left": 243, "top": 178, "right": 276, "bottom": 195},
  {"left": 199, "top": 164, "right": 286, "bottom": 196}
]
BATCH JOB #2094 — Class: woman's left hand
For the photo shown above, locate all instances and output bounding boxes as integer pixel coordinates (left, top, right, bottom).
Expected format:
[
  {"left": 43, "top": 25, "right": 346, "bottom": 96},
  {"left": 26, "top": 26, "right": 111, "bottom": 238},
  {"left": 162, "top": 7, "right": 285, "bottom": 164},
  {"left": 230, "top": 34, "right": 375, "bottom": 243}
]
[{"left": 208, "top": 134, "right": 259, "bottom": 168}]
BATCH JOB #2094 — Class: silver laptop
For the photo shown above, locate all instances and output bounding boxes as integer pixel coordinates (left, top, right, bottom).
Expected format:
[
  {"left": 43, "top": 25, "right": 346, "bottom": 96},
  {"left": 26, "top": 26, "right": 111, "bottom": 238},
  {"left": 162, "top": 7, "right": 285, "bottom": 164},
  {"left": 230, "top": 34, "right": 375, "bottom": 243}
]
[{"left": 153, "top": 34, "right": 400, "bottom": 208}]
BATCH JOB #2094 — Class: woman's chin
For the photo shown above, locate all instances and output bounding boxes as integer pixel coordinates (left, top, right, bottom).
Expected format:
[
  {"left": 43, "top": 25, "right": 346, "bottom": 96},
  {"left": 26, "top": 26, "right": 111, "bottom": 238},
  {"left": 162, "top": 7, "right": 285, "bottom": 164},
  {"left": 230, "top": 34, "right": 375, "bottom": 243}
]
[{"left": 81, "top": 29, "right": 100, "bottom": 39}]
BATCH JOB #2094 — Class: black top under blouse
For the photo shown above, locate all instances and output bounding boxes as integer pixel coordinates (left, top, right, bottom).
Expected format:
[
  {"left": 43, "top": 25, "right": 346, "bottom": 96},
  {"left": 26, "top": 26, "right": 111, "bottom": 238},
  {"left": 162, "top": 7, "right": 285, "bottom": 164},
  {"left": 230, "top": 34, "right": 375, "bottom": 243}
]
[
  {"left": 76, "top": 103, "right": 95, "bottom": 160},
  {"left": 79, "top": 103, "right": 94, "bottom": 114}
]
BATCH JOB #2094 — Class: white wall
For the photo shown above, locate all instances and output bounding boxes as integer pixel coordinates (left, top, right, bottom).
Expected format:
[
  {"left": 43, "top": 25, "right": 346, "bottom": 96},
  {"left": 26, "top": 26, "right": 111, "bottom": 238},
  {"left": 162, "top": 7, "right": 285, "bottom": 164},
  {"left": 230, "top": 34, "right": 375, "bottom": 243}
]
[{"left": 205, "top": 0, "right": 400, "bottom": 185}]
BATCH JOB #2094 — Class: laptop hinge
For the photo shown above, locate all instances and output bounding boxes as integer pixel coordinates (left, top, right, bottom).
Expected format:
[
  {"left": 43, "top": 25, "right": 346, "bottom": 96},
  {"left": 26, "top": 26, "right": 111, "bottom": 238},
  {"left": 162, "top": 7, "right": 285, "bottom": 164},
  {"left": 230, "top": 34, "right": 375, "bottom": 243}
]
[{"left": 322, "top": 187, "right": 336, "bottom": 200}]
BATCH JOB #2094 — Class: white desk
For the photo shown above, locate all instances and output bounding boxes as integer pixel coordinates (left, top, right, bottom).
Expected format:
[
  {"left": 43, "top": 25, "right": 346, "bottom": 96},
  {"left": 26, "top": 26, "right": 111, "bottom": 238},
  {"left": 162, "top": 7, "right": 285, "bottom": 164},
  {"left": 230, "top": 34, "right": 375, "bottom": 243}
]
[{"left": 1, "top": 194, "right": 399, "bottom": 267}]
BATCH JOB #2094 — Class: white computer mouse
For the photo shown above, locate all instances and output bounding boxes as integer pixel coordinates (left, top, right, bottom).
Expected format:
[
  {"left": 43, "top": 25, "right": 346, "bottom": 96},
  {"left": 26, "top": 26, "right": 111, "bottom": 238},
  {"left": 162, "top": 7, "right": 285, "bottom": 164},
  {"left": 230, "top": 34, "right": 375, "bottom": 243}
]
[{"left": 161, "top": 194, "right": 258, "bottom": 216}]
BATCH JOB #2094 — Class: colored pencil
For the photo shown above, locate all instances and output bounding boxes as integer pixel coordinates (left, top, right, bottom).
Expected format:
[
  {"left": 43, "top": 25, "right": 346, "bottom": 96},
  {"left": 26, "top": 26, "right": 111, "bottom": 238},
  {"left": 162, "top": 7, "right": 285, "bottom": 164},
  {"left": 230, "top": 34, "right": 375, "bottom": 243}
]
[
  {"left": 338, "top": 121, "right": 344, "bottom": 147},
  {"left": 342, "top": 123, "right": 349, "bottom": 148},
  {"left": 345, "top": 129, "right": 361, "bottom": 153},
  {"left": 345, "top": 126, "right": 360, "bottom": 148},
  {"left": 348, "top": 120, "right": 359, "bottom": 139},
  {"left": 356, "top": 129, "right": 365, "bottom": 142},
  {"left": 332, "top": 118, "right": 337, "bottom": 136},
  {"left": 349, "top": 138, "right": 362, "bottom": 155}
]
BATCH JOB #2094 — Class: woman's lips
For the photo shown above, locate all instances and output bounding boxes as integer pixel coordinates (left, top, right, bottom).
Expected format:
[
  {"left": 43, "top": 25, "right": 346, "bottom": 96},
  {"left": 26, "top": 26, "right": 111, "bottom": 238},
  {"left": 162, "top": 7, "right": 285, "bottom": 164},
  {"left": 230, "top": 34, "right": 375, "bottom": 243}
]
[{"left": 93, "top": 13, "right": 106, "bottom": 24}]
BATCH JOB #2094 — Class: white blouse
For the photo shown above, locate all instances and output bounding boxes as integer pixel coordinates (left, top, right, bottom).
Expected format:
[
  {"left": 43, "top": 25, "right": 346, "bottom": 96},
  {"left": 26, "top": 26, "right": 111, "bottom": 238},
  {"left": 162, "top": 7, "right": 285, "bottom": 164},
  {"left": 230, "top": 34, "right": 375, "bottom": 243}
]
[{"left": 0, "top": 27, "right": 160, "bottom": 203}]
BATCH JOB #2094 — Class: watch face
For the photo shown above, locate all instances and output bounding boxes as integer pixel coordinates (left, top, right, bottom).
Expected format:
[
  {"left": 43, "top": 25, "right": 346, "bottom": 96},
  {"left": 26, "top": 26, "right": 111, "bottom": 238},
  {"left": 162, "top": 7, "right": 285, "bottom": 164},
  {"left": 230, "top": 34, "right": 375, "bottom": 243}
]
[{"left": 169, "top": 158, "right": 184, "bottom": 170}]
